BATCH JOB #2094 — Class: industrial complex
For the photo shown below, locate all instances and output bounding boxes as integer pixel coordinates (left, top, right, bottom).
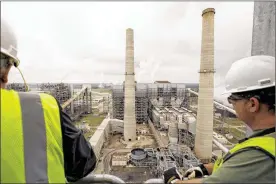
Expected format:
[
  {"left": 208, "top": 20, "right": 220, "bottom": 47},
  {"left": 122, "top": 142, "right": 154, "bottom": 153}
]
[{"left": 6, "top": 2, "right": 275, "bottom": 184}]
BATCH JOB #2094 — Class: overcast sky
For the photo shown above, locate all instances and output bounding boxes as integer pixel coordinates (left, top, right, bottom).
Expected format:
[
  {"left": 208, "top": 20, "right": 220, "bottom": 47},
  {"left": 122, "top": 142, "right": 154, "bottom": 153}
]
[{"left": 2, "top": 1, "right": 254, "bottom": 101}]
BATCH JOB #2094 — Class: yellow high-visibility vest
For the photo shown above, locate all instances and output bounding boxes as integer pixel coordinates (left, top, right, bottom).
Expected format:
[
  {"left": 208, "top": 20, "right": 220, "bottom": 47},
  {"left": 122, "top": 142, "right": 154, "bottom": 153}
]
[
  {"left": 1, "top": 89, "right": 66, "bottom": 183},
  {"left": 213, "top": 135, "right": 275, "bottom": 173}
]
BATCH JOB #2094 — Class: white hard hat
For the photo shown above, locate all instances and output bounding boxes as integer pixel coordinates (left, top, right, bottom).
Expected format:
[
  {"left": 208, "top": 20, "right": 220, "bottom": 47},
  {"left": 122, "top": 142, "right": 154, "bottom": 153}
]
[
  {"left": 1, "top": 18, "right": 20, "bottom": 67},
  {"left": 222, "top": 55, "right": 275, "bottom": 95}
]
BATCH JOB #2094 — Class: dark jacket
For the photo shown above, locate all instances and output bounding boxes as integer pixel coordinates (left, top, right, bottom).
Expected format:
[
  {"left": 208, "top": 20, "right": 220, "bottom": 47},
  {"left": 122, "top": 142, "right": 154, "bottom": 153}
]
[{"left": 57, "top": 102, "right": 97, "bottom": 182}]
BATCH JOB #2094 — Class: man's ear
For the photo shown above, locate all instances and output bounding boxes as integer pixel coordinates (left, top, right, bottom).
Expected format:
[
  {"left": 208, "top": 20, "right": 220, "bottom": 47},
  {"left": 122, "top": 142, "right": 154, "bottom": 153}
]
[{"left": 248, "top": 96, "right": 260, "bottom": 113}]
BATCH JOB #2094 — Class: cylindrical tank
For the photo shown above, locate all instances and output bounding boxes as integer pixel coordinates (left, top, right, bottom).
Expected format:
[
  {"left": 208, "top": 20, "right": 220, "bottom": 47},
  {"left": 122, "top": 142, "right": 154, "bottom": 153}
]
[
  {"left": 177, "top": 115, "right": 183, "bottom": 123},
  {"left": 130, "top": 148, "right": 147, "bottom": 161},
  {"left": 147, "top": 151, "right": 153, "bottom": 157},
  {"left": 178, "top": 122, "right": 187, "bottom": 130},
  {"left": 186, "top": 116, "right": 196, "bottom": 135},
  {"left": 168, "top": 122, "right": 178, "bottom": 143},
  {"left": 163, "top": 122, "right": 169, "bottom": 129},
  {"left": 185, "top": 115, "right": 196, "bottom": 135},
  {"left": 188, "top": 121, "right": 196, "bottom": 135}
]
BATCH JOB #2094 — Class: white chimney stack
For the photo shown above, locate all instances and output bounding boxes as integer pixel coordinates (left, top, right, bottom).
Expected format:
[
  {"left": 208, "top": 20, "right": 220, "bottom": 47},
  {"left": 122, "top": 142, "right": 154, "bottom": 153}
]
[
  {"left": 194, "top": 8, "right": 215, "bottom": 163},
  {"left": 124, "top": 28, "right": 136, "bottom": 141}
]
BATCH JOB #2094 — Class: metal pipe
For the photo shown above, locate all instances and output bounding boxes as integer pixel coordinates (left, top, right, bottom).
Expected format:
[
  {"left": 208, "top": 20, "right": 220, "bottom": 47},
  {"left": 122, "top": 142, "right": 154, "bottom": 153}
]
[
  {"left": 144, "top": 178, "right": 164, "bottom": 183},
  {"left": 187, "top": 88, "right": 236, "bottom": 115},
  {"left": 213, "top": 139, "right": 229, "bottom": 153},
  {"left": 214, "top": 101, "right": 236, "bottom": 115},
  {"left": 62, "top": 86, "right": 88, "bottom": 109},
  {"left": 73, "top": 174, "right": 125, "bottom": 184}
]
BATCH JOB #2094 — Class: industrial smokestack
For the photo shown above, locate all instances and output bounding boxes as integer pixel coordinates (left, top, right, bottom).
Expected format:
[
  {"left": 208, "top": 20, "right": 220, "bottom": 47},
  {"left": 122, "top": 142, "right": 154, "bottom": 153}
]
[
  {"left": 194, "top": 8, "right": 215, "bottom": 163},
  {"left": 124, "top": 28, "right": 136, "bottom": 141},
  {"left": 251, "top": 2, "right": 275, "bottom": 57}
]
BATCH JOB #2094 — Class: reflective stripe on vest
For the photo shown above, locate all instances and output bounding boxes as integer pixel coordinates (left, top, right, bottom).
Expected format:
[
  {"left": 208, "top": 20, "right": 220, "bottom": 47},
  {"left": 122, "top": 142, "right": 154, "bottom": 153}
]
[
  {"left": 213, "top": 136, "right": 275, "bottom": 173},
  {"left": 1, "top": 89, "right": 65, "bottom": 183}
]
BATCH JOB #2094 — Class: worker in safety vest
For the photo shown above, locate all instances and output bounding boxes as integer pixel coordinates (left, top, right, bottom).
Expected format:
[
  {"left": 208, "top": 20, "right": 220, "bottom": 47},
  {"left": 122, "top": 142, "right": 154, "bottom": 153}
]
[
  {"left": 1, "top": 19, "right": 97, "bottom": 183},
  {"left": 163, "top": 55, "right": 275, "bottom": 183}
]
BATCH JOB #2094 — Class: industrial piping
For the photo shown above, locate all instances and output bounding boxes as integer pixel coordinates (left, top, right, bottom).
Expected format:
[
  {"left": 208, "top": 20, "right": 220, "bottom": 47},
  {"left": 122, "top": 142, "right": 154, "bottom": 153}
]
[{"left": 144, "top": 178, "right": 164, "bottom": 183}]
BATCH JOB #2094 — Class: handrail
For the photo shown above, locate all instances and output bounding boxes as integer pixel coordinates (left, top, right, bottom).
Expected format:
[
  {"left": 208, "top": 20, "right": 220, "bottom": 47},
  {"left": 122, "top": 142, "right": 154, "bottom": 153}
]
[
  {"left": 213, "top": 139, "right": 229, "bottom": 153},
  {"left": 73, "top": 174, "right": 125, "bottom": 184},
  {"left": 144, "top": 178, "right": 164, "bottom": 183},
  {"left": 187, "top": 88, "right": 237, "bottom": 115},
  {"left": 62, "top": 86, "right": 88, "bottom": 109}
]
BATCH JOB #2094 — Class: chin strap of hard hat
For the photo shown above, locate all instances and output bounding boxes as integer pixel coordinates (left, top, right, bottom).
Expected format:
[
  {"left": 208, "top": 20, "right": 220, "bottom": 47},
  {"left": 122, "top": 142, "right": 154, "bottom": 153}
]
[{"left": 16, "top": 66, "right": 29, "bottom": 92}]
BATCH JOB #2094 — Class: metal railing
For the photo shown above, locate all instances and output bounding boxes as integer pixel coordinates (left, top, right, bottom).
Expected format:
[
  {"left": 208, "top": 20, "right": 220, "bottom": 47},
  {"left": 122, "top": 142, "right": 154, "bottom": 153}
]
[
  {"left": 73, "top": 174, "right": 164, "bottom": 184},
  {"left": 213, "top": 139, "right": 229, "bottom": 153},
  {"left": 73, "top": 174, "right": 125, "bottom": 184},
  {"left": 144, "top": 178, "right": 164, "bottom": 183}
]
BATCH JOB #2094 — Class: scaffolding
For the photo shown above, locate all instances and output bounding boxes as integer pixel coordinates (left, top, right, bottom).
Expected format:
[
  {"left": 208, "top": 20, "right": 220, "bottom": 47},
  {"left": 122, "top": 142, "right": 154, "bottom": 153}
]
[
  {"left": 178, "top": 129, "right": 195, "bottom": 150},
  {"left": 6, "top": 83, "right": 28, "bottom": 92},
  {"left": 135, "top": 84, "right": 148, "bottom": 123},
  {"left": 6, "top": 83, "right": 92, "bottom": 121},
  {"left": 112, "top": 83, "right": 187, "bottom": 124},
  {"left": 148, "top": 83, "right": 186, "bottom": 108},
  {"left": 129, "top": 145, "right": 199, "bottom": 178},
  {"left": 61, "top": 86, "right": 92, "bottom": 121},
  {"left": 39, "top": 83, "right": 72, "bottom": 105},
  {"left": 111, "top": 84, "right": 148, "bottom": 123},
  {"left": 112, "top": 85, "right": 124, "bottom": 120},
  {"left": 168, "top": 144, "right": 200, "bottom": 170}
]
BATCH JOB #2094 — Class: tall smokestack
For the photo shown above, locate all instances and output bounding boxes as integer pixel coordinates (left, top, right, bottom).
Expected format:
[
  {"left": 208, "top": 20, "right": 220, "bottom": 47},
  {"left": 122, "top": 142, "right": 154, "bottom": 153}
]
[
  {"left": 194, "top": 8, "right": 215, "bottom": 163},
  {"left": 251, "top": 2, "right": 275, "bottom": 57},
  {"left": 124, "top": 28, "right": 136, "bottom": 141}
]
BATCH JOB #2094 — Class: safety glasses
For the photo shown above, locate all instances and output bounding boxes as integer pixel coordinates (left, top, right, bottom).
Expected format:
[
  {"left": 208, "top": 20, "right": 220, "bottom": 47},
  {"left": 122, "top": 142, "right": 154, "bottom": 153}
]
[{"left": 227, "top": 94, "right": 245, "bottom": 104}]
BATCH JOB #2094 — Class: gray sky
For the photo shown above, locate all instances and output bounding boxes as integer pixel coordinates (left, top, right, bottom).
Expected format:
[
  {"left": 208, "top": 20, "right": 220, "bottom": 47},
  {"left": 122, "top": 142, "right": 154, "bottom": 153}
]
[{"left": 2, "top": 2, "right": 254, "bottom": 101}]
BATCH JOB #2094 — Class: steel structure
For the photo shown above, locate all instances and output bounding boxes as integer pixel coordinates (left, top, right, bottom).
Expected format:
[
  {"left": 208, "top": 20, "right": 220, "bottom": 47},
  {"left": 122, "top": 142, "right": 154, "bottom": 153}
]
[
  {"left": 62, "top": 85, "right": 92, "bottom": 121},
  {"left": 112, "top": 85, "right": 125, "bottom": 120},
  {"left": 135, "top": 84, "right": 149, "bottom": 123},
  {"left": 39, "top": 83, "right": 72, "bottom": 105},
  {"left": 178, "top": 130, "right": 195, "bottom": 149},
  {"left": 111, "top": 83, "right": 186, "bottom": 124},
  {"left": 168, "top": 144, "right": 200, "bottom": 170},
  {"left": 6, "top": 83, "right": 28, "bottom": 92},
  {"left": 129, "top": 144, "right": 199, "bottom": 178}
]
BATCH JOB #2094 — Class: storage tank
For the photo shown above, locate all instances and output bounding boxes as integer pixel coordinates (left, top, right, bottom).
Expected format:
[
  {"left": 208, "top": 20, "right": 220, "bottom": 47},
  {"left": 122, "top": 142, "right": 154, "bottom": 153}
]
[
  {"left": 187, "top": 116, "right": 196, "bottom": 135},
  {"left": 130, "top": 148, "right": 147, "bottom": 161},
  {"left": 177, "top": 114, "right": 183, "bottom": 124},
  {"left": 160, "top": 116, "right": 167, "bottom": 128},
  {"left": 178, "top": 122, "right": 187, "bottom": 130},
  {"left": 168, "top": 122, "right": 178, "bottom": 143}
]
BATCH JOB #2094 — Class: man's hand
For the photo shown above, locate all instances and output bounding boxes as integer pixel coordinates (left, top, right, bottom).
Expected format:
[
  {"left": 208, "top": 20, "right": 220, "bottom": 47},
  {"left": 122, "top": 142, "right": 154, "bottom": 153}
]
[
  {"left": 163, "top": 167, "right": 183, "bottom": 184},
  {"left": 183, "top": 164, "right": 209, "bottom": 180}
]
